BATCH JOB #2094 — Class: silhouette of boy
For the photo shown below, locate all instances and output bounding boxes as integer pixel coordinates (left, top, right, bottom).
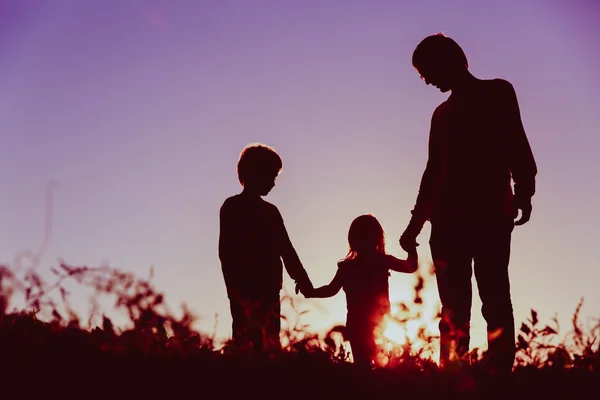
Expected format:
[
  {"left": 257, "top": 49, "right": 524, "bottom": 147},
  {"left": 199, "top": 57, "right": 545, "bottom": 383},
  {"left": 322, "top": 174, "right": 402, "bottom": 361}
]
[
  {"left": 219, "top": 143, "right": 314, "bottom": 352},
  {"left": 399, "top": 33, "right": 537, "bottom": 373}
]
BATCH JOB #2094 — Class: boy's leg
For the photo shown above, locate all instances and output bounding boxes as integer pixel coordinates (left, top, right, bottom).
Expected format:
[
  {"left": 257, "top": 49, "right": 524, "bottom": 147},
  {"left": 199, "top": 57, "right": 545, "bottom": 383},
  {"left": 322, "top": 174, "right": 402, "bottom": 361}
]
[
  {"left": 261, "top": 292, "right": 282, "bottom": 352},
  {"left": 430, "top": 223, "right": 474, "bottom": 366},
  {"left": 247, "top": 291, "right": 281, "bottom": 353},
  {"left": 473, "top": 220, "right": 515, "bottom": 373},
  {"left": 229, "top": 295, "right": 252, "bottom": 351}
]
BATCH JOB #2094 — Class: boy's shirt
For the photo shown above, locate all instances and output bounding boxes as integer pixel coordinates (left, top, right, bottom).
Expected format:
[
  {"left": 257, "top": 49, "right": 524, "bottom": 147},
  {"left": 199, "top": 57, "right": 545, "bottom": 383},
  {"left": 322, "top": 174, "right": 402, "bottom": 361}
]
[
  {"left": 219, "top": 192, "right": 310, "bottom": 299},
  {"left": 410, "top": 78, "right": 537, "bottom": 227}
]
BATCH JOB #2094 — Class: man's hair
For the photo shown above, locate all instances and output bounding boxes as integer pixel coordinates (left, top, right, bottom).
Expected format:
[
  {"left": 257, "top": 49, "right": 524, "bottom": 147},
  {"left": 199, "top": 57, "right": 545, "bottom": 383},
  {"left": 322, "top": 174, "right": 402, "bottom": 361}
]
[
  {"left": 237, "top": 143, "right": 283, "bottom": 186},
  {"left": 412, "top": 32, "right": 468, "bottom": 72}
]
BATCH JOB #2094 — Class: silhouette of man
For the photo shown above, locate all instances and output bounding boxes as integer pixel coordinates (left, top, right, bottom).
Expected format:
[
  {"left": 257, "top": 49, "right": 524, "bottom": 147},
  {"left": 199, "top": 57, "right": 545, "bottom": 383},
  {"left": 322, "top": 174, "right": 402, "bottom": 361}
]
[
  {"left": 399, "top": 33, "right": 537, "bottom": 373},
  {"left": 219, "top": 143, "right": 314, "bottom": 353}
]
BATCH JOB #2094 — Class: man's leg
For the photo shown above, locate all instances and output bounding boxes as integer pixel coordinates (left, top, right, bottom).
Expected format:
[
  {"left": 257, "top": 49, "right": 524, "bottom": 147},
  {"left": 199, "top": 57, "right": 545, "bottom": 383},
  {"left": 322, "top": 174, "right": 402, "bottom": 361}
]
[
  {"left": 430, "top": 223, "right": 474, "bottom": 365},
  {"left": 473, "top": 220, "right": 515, "bottom": 373}
]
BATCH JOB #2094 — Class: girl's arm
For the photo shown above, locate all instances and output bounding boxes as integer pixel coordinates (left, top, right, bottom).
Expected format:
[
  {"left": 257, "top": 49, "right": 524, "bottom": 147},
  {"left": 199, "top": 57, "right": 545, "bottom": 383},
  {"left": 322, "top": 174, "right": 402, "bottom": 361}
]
[
  {"left": 308, "top": 268, "right": 343, "bottom": 298},
  {"left": 385, "top": 251, "right": 418, "bottom": 273}
]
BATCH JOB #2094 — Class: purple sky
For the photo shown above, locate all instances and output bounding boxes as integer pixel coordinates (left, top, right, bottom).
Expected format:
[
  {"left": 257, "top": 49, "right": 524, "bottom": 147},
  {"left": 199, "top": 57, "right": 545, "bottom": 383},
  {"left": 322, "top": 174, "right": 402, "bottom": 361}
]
[{"left": 1, "top": 0, "right": 599, "bottom": 349}]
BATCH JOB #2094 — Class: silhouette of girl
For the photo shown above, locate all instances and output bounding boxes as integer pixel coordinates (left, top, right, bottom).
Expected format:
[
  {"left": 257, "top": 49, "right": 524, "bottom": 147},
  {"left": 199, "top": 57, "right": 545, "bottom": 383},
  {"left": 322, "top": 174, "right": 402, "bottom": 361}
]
[{"left": 305, "top": 214, "right": 418, "bottom": 368}]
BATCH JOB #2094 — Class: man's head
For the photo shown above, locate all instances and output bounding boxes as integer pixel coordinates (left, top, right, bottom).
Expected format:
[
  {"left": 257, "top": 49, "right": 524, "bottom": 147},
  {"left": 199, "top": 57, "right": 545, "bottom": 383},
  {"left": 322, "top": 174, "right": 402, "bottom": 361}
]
[
  {"left": 237, "top": 143, "right": 283, "bottom": 196},
  {"left": 412, "top": 33, "right": 468, "bottom": 93}
]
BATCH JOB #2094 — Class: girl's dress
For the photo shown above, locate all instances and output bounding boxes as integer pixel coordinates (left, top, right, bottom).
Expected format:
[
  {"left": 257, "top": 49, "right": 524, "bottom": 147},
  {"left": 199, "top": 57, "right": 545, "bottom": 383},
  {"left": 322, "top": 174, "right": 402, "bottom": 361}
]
[{"left": 337, "top": 254, "right": 391, "bottom": 364}]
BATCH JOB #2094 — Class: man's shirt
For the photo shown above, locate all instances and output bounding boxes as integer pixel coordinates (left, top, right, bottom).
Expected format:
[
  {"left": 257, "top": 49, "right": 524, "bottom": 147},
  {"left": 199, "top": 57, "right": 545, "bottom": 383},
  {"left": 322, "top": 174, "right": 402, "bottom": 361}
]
[{"left": 411, "top": 78, "right": 538, "bottom": 226}]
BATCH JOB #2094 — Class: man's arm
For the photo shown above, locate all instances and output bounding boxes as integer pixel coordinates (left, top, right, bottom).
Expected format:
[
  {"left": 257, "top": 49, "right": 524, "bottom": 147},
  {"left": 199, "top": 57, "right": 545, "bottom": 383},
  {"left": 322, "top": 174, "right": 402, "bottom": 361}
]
[
  {"left": 275, "top": 208, "right": 314, "bottom": 293},
  {"left": 400, "top": 107, "right": 443, "bottom": 250},
  {"left": 500, "top": 80, "right": 537, "bottom": 225}
]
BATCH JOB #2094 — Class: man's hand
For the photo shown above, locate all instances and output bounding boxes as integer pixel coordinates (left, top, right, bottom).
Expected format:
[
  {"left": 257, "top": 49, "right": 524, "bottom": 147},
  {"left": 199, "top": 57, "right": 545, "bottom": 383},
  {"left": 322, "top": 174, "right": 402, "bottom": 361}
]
[
  {"left": 399, "top": 232, "right": 419, "bottom": 253},
  {"left": 400, "top": 216, "right": 424, "bottom": 253},
  {"left": 513, "top": 198, "right": 532, "bottom": 226},
  {"left": 407, "top": 247, "right": 418, "bottom": 260}
]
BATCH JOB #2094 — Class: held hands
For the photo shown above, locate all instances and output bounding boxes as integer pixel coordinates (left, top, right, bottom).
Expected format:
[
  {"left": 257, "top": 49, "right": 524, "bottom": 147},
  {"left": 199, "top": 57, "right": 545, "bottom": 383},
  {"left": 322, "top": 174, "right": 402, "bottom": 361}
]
[
  {"left": 400, "top": 215, "right": 424, "bottom": 253},
  {"left": 405, "top": 246, "right": 419, "bottom": 273},
  {"left": 406, "top": 247, "right": 418, "bottom": 260},
  {"left": 400, "top": 225, "right": 420, "bottom": 274},
  {"left": 399, "top": 231, "right": 419, "bottom": 253},
  {"left": 295, "top": 279, "right": 314, "bottom": 298}
]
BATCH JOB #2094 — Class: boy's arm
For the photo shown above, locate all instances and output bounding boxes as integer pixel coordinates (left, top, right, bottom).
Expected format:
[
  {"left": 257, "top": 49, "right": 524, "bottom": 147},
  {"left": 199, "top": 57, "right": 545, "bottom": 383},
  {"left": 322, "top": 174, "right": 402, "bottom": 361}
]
[
  {"left": 500, "top": 80, "right": 538, "bottom": 225},
  {"left": 400, "top": 108, "right": 442, "bottom": 251},
  {"left": 275, "top": 208, "right": 314, "bottom": 293},
  {"left": 385, "top": 252, "right": 418, "bottom": 274},
  {"left": 218, "top": 201, "right": 240, "bottom": 294},
  {"left": 309, "top": 268, "right": 343, "bottom": 298}
]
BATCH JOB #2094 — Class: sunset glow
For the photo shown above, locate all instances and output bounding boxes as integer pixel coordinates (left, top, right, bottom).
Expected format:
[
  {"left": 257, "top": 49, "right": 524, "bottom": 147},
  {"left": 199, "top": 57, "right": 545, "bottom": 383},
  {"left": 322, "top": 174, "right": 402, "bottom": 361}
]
[{"left": 383, "top": 318, "right": 408, "bottom": 345}]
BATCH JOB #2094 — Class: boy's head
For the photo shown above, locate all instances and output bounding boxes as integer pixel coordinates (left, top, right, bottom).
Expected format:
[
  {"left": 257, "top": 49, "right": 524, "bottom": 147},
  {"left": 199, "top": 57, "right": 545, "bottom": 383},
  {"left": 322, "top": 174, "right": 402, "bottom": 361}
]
[
  {"left": 412, "top": 33, "right": 468, "bottom": 93},
  {"left": 237, "top": 143, "right": 283, "bottom": 196}
]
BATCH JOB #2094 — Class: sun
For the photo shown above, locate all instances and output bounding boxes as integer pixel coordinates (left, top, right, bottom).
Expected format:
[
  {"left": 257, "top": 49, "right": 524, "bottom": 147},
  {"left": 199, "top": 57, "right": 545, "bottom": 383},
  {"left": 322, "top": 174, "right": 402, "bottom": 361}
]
[
  {"left": 382, "top": 318, "right": 408, "bottom": 345},
  {"left": 375, "top": 312, "right": 441, "bottom": 363},
  {"left": 381, "top": 314, "right": 436, "bottom": 345}
]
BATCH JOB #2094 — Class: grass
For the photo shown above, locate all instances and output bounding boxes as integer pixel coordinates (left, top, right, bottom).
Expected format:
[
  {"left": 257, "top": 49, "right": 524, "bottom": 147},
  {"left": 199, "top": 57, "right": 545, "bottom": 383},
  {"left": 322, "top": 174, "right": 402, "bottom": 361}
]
[{"left": 0, "top": 262, "right": 598, "bottom": 399}]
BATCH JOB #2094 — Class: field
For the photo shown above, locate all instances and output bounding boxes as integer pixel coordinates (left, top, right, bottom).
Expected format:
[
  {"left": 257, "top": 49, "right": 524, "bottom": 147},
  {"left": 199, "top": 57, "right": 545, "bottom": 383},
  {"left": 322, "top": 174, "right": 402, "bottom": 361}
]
[{"left": 1, "top": 262, "right": 598, "bottom": 399}]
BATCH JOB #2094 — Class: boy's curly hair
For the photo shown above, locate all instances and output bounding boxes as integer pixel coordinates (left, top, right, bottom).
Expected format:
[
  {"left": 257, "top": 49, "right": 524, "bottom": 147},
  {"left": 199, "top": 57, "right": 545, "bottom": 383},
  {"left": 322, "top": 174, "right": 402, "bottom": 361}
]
[{"left": 237, "top": 143, "right": 283, "bottom": 186}]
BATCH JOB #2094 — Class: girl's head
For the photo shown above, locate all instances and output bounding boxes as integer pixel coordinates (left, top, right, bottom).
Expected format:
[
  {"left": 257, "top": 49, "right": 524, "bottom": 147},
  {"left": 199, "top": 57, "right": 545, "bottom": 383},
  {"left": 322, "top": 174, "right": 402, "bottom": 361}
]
[{"left": 345, "top": 214, "right": 386, "bottom": 260}]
